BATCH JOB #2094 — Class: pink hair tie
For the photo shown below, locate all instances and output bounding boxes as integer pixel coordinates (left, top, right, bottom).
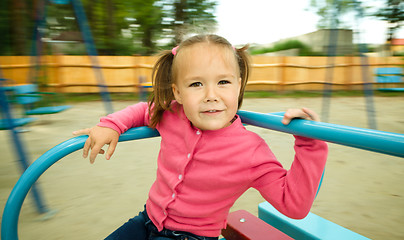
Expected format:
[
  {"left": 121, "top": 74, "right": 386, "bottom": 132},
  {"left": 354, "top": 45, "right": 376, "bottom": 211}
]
[{"left": 172, "top": 46, "right": 179, "bottom": 56}]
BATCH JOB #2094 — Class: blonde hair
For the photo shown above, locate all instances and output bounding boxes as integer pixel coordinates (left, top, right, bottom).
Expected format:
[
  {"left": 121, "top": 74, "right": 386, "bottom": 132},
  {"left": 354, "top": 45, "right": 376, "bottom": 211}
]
[{"left": 148, "top": 34, "right": 250, "bottom": 128}]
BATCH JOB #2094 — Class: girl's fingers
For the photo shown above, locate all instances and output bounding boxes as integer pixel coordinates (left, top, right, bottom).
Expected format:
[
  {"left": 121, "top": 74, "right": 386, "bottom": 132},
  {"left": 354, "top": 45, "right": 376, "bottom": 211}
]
[
  {"left": 282, "top": 108, "right": 319, "bottom": 125},
  {"left": 90, "top": 143, "right": 103, "bottom": 164},
  {"left": 281, "top": 117, "right": 292, "bottom": 125},
  {"left": 302, "top": 107, "right": 320, "bottom": 121},
  {"left": 83, "top": 137, "right": 91, "bottom": 158},
  {"left": 282, "top": 109, "right": 303, "bottom": 125},
  {"left": 77, "top": 126, "right": 118, "bottom": 163},
  {"left": 106, "top": 139, "right": 118, "bottom": 160},
  {"left": 72, "top": 128, "right": 91, "bottom": 136}
]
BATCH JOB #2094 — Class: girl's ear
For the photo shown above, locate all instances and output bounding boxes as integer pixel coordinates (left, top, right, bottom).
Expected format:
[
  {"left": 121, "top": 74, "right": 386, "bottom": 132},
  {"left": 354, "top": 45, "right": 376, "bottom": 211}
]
[{"left": 172, "top": 83, "right": 183, "bottom": 104}]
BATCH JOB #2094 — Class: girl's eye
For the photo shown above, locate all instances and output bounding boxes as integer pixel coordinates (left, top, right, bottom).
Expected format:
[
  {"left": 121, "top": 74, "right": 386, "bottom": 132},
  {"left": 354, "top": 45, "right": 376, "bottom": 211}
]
[
  {"left": 189, "top": 82, "right": 202, "bottom": 87},
  {"left": 218, "top": 80, "right": 231, "bottom": 85}
]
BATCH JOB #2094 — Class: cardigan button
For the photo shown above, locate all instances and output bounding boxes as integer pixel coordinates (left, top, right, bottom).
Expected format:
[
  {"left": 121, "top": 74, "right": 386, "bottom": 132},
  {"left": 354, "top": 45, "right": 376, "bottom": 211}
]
[
  {"left": 178, "top": 174, "right": 183, "bottom": 180},
  {"left": 187, "top": 153, "right": 191, "bottom": 159},
  {"left": 196, "top": 130, "right": 201, "bottom": 135}
]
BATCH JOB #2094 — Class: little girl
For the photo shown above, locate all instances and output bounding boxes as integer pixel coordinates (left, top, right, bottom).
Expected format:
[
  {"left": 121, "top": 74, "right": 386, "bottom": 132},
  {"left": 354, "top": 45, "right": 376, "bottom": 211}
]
[{"left": 74, "top": 34, "right": 328, "bottom": 240}]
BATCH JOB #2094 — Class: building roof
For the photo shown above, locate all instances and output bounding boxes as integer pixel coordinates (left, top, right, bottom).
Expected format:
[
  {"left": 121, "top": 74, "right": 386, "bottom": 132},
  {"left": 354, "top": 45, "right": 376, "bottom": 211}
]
[{"left": 391, "top": 39, "right": 404, "bottom": 45}]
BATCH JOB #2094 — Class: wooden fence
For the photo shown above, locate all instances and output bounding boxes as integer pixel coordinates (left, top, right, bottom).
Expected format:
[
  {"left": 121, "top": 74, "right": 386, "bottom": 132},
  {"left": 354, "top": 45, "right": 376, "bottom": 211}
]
[{"left": 0, "top": 55, "right": 402, "bottom": 92}]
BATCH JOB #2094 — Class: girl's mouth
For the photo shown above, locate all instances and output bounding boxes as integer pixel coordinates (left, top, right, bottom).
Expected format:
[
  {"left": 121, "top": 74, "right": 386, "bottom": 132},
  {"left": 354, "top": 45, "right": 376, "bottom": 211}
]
[{"left": 202, "top": 109, "right": 223, "bottom": 114}]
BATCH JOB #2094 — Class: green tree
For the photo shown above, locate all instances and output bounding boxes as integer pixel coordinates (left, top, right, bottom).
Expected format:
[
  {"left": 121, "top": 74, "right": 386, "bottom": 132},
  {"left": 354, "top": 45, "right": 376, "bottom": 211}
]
[
  {"left": 373, "top": 0, "right": 404, "bottom": 41},
  {"left": 128, "top": 0, "right": 164, "bottom": 55},
  {"left": 161, "top": 0, "right": 217, "bottom": 45},
  {"left": 0, "top": 0, "right": 218, "bottom": 56},
  {"left": 309, "top": 0, "right": 366, "bottom": 29},
  {"left": 46, "top": 0, "right": 136, "bottom": 55},
  {"left": 0, "top": 0, "right": 33, "bottom": 56},
  {"left": 81, "top": 0, "right": 133, "bottom": 55},
  {"left": 0, "top": 0, "right": 13, "bottom": 55}
]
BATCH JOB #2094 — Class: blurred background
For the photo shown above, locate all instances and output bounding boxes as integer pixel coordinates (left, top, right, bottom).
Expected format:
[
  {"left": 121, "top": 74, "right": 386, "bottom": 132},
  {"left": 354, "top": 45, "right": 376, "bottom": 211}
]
[
  {"left": 1, "top": 1, "right": 404, "bottom": 240},
  {"left": 0, "top": 0, "right": 403, "bottom": 56},
  {"left": 0, "top": 0, "right": 403, "bottom": 96}
]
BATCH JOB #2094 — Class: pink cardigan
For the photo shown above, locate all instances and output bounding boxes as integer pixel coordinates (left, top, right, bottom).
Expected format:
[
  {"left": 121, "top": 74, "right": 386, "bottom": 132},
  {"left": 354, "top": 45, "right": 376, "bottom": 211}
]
[{"left": 98, "top": 102, "right": 328, "bottom": 237}]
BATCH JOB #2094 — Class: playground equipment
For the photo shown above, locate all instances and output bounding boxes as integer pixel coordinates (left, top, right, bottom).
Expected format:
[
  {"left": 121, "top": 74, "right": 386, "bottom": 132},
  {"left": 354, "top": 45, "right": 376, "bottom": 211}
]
[
  {"left": 223, "top": 205, "right": 369, "bottom": 240},
  {"left": 31, "top": 0, "right": 113, "bottom": 114},
  {"left": 321, "top": 0, "right": 377, "bottom": 130},
  {"left": 375, "top": 67, "right": 404, "bottom": 92},
  {"left": 2, "top": 110, "right": 403, "bottom": 239},
  {"left": 13, "top": 84, "right": 71, "bottom": 116},
  {"left": 0, "top": 78, "right": 48, "bottom": 215}
]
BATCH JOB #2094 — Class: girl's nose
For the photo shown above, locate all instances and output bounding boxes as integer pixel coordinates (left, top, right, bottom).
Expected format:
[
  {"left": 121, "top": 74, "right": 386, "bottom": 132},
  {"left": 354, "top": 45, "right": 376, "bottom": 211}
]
[{"left": 204, "top": 86, "right": 218, "bottom": 102}]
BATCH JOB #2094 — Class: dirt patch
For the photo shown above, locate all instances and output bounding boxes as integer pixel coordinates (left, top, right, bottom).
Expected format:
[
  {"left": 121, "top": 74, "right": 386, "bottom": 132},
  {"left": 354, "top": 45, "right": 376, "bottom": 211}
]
[{"left": 1, "top": 97, "right": 403, "bottom": 239}]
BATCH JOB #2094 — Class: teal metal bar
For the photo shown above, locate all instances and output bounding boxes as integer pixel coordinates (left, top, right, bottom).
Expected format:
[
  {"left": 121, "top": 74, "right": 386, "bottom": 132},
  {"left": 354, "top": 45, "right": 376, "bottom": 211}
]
[
  {"left": 258, "top": 202, "right": 370, "bottom": 240},
  {"left": 1, "top": 127, "right": 159, "bottom": 240},
  {"left": 238, "top": 111, "right": 404, "bottom": 158}
]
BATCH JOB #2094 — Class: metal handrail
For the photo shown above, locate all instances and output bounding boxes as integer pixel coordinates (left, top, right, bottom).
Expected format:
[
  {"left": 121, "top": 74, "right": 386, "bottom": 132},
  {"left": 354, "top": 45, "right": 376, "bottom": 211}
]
[{"left": 238, "top": 111, "right": 404, "bottom": 158}]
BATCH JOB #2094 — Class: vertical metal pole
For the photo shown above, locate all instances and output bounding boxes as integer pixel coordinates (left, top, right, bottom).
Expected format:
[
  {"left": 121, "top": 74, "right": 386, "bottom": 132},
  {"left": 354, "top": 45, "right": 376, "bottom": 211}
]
[
  {"left": 321, "top": 0, "right": 341, "bottom": 122},
  {"left": 28, "top": 0, "right": 46, "bottom": 85},
  {"left": 321, "top": 29, "right": 338, "bottom": 123},
  {"left": 0, "top": 77, "right": 48, "bottom": 214},
  {"left": 352, "top": 1, "right": 377, "bottom": 129},
  {"left": 358, "top": 44, "right": 377, "bottom": 129},
  {"left": 71, "top": 0, "right": 114, "bottom": 114}
]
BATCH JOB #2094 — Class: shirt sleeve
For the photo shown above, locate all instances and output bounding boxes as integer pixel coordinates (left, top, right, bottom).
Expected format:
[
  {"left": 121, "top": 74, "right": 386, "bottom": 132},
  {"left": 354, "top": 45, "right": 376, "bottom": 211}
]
[
  {"left": 97, "top": 102, "right": 150, "bottom": 134},
  {"left": 250, "top": 136, "right": 328, "bottom": 219}
]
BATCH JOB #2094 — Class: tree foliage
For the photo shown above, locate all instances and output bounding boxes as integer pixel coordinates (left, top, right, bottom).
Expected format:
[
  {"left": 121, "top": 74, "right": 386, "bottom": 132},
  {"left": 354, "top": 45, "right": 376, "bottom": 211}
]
[
  {"left": 308, "top": 0, "right": 367, "bottom": 29},
  {"left": 309, "top": 0, "right": 404, "bottom": 43},
  {"left": 373, "top": 0, "right": 404, "bottom": 41},
  {"left": 0, "top": 0, "right": 217, "bottom": 56},
  {"left": 249, "top": 40, "right": 323, "bottom": 56},
  {"left": 0, "top": 0, "right": 34, "bottom": 56},
  {"left": 161, "top": 0, "right": 217, "bottom": 45}
]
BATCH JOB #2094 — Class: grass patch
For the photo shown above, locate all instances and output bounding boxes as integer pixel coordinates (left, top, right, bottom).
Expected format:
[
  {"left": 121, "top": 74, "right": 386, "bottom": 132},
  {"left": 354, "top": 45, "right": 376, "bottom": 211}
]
[
  {"left": 244, "top": 91, "right": 323, "bottom": 98},
  {"left": 64, "top": 93, "right": 141, "bottom": 103},
  {"left": 62, "top": 90, "right": 404, "bottom": 103},
  {"left": 249, "top": 40, "right": 323, "bottom": 56},
  {"left": 245, "top": 90, "right": 404, "bottom": 98}
]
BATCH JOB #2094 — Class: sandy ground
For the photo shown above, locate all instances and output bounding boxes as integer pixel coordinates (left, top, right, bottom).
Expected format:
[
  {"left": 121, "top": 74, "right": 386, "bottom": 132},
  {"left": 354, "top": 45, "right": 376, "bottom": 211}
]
[{"left": 1, "top": 96, "right": 403, "bottom": 240}]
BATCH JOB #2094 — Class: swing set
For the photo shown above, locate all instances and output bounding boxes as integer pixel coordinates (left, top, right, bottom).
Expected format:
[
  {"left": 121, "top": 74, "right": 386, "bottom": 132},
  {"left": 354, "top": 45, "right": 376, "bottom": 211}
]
[{"left": 0, "top": 0, "right": 113, "bottom": 220}]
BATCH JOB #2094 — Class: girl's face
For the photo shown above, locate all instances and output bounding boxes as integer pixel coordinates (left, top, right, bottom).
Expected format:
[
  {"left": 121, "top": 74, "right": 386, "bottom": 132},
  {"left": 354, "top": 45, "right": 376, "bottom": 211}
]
[{"left": 172, "top": 43, "right": 241, "bottom": 131}]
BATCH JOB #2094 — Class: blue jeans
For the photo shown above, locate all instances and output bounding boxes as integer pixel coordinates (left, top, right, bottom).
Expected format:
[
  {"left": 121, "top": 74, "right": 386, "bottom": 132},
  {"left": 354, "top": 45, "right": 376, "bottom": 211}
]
[{"left": 104, "top": 207, "right": 219, "bottom": 240}]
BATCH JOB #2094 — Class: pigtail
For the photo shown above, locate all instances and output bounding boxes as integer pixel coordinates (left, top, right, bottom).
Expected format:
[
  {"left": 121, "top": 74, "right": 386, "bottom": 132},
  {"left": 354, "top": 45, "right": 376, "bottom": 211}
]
[
  {"left": 235, "top": 45, "right": 251, "bottom": 108},
  {"left": 148, "top": 50, "right": 176, "bottom": 128}
]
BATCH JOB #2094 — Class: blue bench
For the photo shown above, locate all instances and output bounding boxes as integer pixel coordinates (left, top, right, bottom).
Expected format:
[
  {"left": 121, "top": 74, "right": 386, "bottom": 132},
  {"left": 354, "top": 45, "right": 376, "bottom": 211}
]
[
  {"left": 374, "top": 67, "right": 404, "bottom": 91},
  {"left": 0, "top": 118, "right": 36, "bottom": 130},
  {"left": 0, "top": 81, "right": 36, "bottom": 130},
  {"left": 13, "top": 84, "right": 71, "bottom": 116},
  {"left": 221, "top": 202, "right": 370, "bottom": 240},
  {"left": 258, "top": 202, "right": 370, "bottom": 240}
]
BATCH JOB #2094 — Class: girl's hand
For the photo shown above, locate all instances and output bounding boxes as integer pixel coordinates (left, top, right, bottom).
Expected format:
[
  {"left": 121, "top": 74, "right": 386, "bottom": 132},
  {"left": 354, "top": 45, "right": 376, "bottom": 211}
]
[
  {"left": 73, "top": 126, "right": 119, "bottom": 164},
  {"left": 282, "top": 107, "right": 320, "bottom": 125}
]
